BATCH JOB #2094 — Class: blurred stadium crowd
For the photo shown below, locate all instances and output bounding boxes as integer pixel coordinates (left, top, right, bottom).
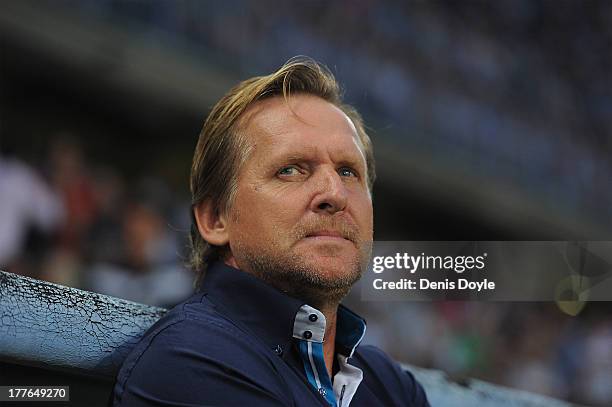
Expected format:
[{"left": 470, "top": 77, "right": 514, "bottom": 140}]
[
  {"left": 71, "top": 0, "right": 612, "bottom": 225},
  {"left": 1, "top": 0, "right": 611, "bottom": 406},
  {"left": 0, "top": 138, "right": 194, "bottom": 307}
]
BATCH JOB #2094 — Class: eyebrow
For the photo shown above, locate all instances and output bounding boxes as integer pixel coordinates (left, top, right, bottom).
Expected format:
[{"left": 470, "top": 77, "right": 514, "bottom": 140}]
[
  {"left": 265, "top": 144, "right": 317, "bottom": 163},
  {"left": 281, "top": 153, "right": 313, "bottom": 162}
]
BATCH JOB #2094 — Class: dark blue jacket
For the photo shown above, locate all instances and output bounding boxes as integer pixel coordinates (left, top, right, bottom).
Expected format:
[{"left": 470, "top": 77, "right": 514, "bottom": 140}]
[{"left": 112, "top": 262, "right": 429, "bottom": 406}]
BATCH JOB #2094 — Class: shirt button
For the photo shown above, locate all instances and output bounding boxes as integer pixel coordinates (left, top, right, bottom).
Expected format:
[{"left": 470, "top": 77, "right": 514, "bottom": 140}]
[
  {"left": 309, "top": 313, "right": 318, "bottom": 322},
  {"left": 274, "top": 345, "right": 283, "bottom": 356},
  {"left": 303, "top": 330, "right": 312, "bottom": 339},
  {"left": 318, "top": 388, "right": 326, "bottom": 397}
]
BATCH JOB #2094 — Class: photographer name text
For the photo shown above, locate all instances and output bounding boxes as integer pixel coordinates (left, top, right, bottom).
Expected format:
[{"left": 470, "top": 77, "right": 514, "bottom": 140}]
[
  {"left": 370, "top": 252, "right": 495, "bottom": 292},
  {"left": 373, "top": 278, "right": 495, "bottom": 291}
]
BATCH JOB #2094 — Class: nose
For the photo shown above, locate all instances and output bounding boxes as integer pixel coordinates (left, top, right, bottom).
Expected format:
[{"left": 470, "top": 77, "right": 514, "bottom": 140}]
[{"left": 310, "top": 167, "right": 348, "bottom": 215}]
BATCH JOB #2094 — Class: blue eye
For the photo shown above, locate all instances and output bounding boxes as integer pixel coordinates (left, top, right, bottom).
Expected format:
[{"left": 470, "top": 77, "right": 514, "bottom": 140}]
[
  {"left": 338, "top": 167, "right": 357, "bottom": 177},
  {"left": 278, "top": 166, "right": 299, "bottom": 176}
]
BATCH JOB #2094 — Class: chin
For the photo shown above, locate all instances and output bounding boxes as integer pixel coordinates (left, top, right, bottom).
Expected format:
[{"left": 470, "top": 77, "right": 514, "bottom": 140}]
[{"left": 300, "top": 251, "right": 363, "bottom": 280}]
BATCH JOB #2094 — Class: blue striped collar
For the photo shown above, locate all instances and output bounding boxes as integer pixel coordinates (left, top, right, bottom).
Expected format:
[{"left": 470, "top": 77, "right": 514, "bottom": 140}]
[{"left": 292, "top": 304, "right": 366, "bottom": 406}]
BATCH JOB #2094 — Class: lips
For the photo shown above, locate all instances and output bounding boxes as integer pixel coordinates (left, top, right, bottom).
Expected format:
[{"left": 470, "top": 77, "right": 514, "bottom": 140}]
[{"left": 304, "top": 230, "right": 351, "bottom": 242}]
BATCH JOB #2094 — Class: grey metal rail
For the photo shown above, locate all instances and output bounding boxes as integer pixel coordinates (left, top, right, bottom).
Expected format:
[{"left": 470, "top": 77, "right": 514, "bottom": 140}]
[{"left": 0, "top": 270, "right": 166, "bottom": 378}]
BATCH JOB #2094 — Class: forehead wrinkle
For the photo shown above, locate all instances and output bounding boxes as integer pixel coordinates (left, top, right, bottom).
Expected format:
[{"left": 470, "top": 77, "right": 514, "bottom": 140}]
[
  {"left": 259, "top": 125, "right": 366, "bottom": 169},
  {"left": 238, "top": 95, "right": 367, "bottom": 171},
  {"left": 245, "top": 94, "right": 350, "bottom": 140}
]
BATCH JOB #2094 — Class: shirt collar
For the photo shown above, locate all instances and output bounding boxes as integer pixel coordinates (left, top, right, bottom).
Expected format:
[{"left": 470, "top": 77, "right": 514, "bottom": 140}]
[
  {"left": 199, "top": 261, "right": 366, "bottom": 356},
  {"left": 292, "top": 304, "right": 366, "bottom": 358},
  {"left": 199, "top": 261, "right": 304, "bottom": 352}
]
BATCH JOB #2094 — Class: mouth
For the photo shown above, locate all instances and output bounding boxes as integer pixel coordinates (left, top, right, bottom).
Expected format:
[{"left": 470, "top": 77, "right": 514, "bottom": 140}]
[{"left": 304, "top": 230, "right": 352, "bottom": 242}]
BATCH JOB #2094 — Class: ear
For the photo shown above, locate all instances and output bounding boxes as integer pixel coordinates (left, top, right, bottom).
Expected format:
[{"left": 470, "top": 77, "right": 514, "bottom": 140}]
[{"left": 193, "top": 200, "right": 230, "bottom": 246}]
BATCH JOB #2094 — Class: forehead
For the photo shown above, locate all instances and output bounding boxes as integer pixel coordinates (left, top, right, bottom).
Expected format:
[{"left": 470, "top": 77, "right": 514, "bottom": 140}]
[{"left": 238, "top": 94, "right": 365, "bottom": 159}]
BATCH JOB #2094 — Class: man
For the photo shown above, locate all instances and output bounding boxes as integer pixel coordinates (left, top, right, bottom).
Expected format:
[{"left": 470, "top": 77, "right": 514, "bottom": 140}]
[{"left": 112, "top": 57, "right": 429, "bottom": 406}]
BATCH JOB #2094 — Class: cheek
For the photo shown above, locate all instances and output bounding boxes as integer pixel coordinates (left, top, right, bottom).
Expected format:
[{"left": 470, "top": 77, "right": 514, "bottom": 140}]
[
  {"left": 352, "top": 193, "right": 374, "bottom": 237},
  {"left": 232, "top": 186, "right": 297, "bottom": 235}
]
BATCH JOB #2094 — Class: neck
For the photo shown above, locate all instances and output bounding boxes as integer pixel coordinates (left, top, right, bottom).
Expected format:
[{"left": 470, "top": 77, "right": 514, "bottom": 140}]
[
  {"left": 227, "top": 257, "right": 345, "bottom": 378},
  {"left": 320, "top": 304, "right": 338, "bottom": 379}
]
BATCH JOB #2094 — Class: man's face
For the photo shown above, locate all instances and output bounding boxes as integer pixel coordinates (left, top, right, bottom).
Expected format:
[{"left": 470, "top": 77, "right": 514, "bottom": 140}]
[{"left": 224, "top": 94, "right": 373, "bottom": 305}]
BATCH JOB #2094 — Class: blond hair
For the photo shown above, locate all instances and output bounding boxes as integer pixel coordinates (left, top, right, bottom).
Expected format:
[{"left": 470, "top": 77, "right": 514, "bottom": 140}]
[{"left": 189, "top": 56, "right": 375, "bottom": 283}]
